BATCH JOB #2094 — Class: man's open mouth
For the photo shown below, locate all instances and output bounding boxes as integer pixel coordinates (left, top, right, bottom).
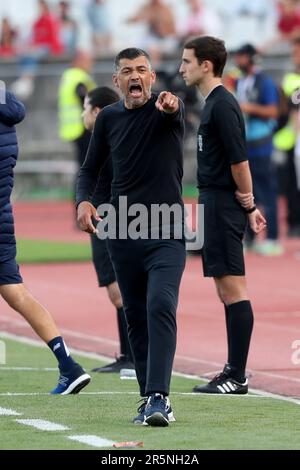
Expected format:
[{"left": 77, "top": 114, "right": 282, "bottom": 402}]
[{"left": 129, "top": 84, "right": 143, "bottom": 98}]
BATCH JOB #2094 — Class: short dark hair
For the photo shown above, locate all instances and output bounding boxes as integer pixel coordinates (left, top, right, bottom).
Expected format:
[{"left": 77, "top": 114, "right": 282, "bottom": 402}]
[
  {"left": 114, "top": 48, "right": 151, "bottom": 70},
  {"left": 87, "top": 86, "right": 119, "bottom": 109},
  {"left": 184, "top": 36, "right": 227, "bottom": 77}
]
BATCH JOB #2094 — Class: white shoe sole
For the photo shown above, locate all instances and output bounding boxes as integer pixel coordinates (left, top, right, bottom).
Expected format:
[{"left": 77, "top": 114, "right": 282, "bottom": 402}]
[{"left": 61, "top": 374, "right": 91, "bottom": 395}]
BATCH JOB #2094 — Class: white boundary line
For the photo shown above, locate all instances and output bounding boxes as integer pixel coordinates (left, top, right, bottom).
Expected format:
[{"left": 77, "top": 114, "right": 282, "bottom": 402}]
[
  {"left": 15, "top": 419, "right": 70, "bottom": 431},
  {"left": 0, "top": 367, "right": 57, "bottom": 371},
  {"left": 67, "top": 435, "right": 115, "bottom": 448},
  {"left": 0, "top": 407, "right": 22, "bottom": 416},
  {"left": 1, "top": 331, "right": 300, "bottom": 406}
]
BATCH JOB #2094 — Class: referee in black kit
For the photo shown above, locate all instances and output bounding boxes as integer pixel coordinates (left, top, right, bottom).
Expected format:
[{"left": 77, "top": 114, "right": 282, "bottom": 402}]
[
  {"left": 76, "top": 48, "right": 186, "bottom": 426},
  {"left": 180, "top": 36, "right": 266, "bottom": 394}
]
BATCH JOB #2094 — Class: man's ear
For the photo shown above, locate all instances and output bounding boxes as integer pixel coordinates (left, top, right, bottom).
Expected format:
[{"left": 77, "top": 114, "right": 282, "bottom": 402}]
[
  {"left": 93, "top": 106, "right": 101, "bottom": 118},
  {"left": 150, "top": 70, "right": 156, "bottom": 86},
  {"left": 203, "top": 60, "right": 213, "bottom": 74},
  {"left": 112, "top": 74, "right": 119, "bottom": 89}
]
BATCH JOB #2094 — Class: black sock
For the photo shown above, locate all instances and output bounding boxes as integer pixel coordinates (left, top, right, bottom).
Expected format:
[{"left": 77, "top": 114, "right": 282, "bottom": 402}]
[
  {"left": 117, "top": 307, "right": 133, "bottom": 362},
  {"left": 47, "top": 336, "right": 76, "bottom": 371},
  {"left": 226, "top": 301, "right": 254, "bottom": 382},
  {"left": 224, "top": 304, "right": 231, "bottom": 364}
]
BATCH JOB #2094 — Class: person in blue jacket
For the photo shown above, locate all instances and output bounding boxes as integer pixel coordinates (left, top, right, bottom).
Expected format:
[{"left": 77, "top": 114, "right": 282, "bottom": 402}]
[{"left": 0, "top": 88, "right": 90, "bottom": 395}]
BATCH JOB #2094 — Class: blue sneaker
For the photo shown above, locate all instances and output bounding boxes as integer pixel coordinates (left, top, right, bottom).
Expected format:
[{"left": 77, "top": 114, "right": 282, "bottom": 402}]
[
  {"left": 144, "top": 393, "right": 171, "bottom": 427},
  {"left": 133, "top": 396, "right": 175, "bottom": 425},
  {"left": 51, "top": 364, "right": 91, "bottom": 395}
]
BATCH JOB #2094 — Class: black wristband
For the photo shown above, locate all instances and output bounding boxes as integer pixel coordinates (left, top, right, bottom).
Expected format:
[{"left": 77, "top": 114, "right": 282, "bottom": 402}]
[{"left": 245, "top": 205, "right": 257, "bottom": 214}]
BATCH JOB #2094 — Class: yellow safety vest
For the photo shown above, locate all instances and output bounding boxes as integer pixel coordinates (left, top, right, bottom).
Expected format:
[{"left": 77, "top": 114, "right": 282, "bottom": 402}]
[
  {"left": 58, "top": 67, "right": 96, "bottom": 141},
  {"left": 274, "top": 72, "right": 300, "bottom": 151}
]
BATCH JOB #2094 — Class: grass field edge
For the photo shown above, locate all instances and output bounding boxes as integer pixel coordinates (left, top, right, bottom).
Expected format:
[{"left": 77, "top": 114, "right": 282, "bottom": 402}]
[{"left": 1, "top": 331, "right": 299, "bottom": 407}]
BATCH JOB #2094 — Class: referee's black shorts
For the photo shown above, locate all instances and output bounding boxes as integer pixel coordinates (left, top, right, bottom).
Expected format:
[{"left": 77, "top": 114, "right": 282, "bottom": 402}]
[
  {"left": 199, "top": 189, "right": 247, "bottom": 278},
  {"left": 90, "top": 234, "right": 116, "bottom": 287}
]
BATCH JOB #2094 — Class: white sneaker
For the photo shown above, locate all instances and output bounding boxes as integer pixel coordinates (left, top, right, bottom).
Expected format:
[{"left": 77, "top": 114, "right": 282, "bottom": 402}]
[
  {"left": 120, "top": 368, "right": 137, "bottom": 380},
  {"left": 11, "top": 77, "right": 34, "bottom": 100},
  {"left": 252, "top": 240, "right": 284, "bottom": 256}
]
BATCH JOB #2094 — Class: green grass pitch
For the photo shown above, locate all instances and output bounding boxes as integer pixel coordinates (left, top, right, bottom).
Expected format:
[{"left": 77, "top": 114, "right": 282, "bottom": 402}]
[{"left": 0, "top": 337, "right": 299, "bottom": 450}]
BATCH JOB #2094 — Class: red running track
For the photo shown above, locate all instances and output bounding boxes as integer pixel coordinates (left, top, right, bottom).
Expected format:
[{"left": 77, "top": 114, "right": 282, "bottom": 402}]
[{"left": 0, "top": 201, "right": 299, "bottom": 398}]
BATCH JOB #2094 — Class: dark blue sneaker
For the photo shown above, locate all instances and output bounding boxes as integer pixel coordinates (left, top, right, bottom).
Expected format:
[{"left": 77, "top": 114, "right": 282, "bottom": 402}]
[
  {"left": 133, "top": 397, "right": 175, "bottom": 425},
  {"left": 143, "top": 393, "right": 171, "bottom": 427},
  {"left": 51, "top": 364, "right": 91, "bottom": 395}
]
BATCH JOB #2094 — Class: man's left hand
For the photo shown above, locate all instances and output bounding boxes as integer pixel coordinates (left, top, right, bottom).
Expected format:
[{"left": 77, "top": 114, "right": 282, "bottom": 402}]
[{"left": 248, "top": 208, "right": 267, "bottom": 234}]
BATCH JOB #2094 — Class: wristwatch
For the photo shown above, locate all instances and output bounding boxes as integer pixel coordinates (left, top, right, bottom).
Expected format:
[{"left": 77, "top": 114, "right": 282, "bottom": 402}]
[{"left": 245, "top": 205, "right": 257, "bottom": 214}]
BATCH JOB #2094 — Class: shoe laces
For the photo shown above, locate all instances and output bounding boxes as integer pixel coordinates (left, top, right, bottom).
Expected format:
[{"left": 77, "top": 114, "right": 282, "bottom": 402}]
[
  {"left": 136, "top": 398, "right": 147, "bottom": 414},
  {"left": 147, "top": 393, "right": 166, "bottom": 410},
  {"left": 210, "top": 371, "right": 229, "bottom": 385}
]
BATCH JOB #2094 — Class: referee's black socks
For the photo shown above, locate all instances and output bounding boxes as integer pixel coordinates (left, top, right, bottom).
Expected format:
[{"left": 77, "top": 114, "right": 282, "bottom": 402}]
[
  {"left": 224, "top": 304, "right": 231, "bottom": 364},
  {"left": 226, "top": 300, "right": 254, "bottom": 383}
]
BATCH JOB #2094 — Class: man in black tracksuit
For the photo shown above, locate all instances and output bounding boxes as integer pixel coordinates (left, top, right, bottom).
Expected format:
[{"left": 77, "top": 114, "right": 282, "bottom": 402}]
[
  {"left": 76, "top": 48, "right": 186, "bottom": 427},
  {"left": 180, "top": 36, "right": 266, "bottom": 394},
  {"left": 81, "top": 86, "right": 134, "bottom": 374}
]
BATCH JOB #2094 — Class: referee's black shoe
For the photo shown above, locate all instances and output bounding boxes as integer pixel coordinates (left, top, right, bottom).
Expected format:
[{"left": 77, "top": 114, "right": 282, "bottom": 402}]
[{"left": 193, "top": 364, "right": 248, "bottom": 395}]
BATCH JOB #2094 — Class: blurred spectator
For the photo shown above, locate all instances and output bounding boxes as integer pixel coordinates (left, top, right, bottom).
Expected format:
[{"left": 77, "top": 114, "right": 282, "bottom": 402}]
[
  {"left": 11, "top": 0, "right": 63, "bottom": 100},
  {"left": 274, "top": 37, "right": 300, "bottom": 237},
  {"left": 0, "top": 17, "right": 17, "bottom": 57},
  {"left": 218, "top": 0, "right": 275, "bottom": 50},
  {"left": 29, "top": 0, "right": 63, "bottom": 55},
  {"left": 58, "top": 1, "right": 78, "bottom": 54},
  {"left": 277, "top": 0, "right": 300, "bottom": 40},
  {"left": 228, "top": 0, "right": 270, "bottom": 20},
  {"left": 263, "top": 0, "right": 300, "bottom": 52},
  {"left": 87, "top": 0, "right": 112, "bottom": 56},
  {"left": 127, "top": 0, "right": 177, "bottom": 65},
  {"left": 223, "top": 68, "right": 241, "bottom": 94},
  {"left": 179, "top": 0, "right": 221, "bottom": 42},
  {"left": 234, "top": 44, "right": 283, "bottom": 256},
  {"left": 58, "top": 51, "right": 96, "bottom": 199}
]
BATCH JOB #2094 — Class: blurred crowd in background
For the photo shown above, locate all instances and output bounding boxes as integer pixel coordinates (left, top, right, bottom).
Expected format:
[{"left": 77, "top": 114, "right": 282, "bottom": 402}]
[
  {"left": 1, "top": 0, "right": 300, "bottom": 256},
  {"left": 1, "top": 0, "right": 300, "bottom": 93},
  {"left": 2, "top": 0, "right": 300, "bottom": 60}
]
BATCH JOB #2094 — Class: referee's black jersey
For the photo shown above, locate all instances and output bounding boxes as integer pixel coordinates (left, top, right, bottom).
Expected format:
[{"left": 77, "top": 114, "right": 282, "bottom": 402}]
[
  {"left": 197, "top": 85, "right": 248, "bottom": 191},
  {"left": 76, "top": 94, "right": 184, "bottom": 211}
]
